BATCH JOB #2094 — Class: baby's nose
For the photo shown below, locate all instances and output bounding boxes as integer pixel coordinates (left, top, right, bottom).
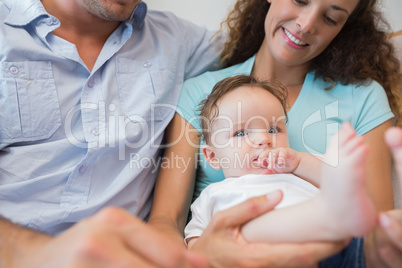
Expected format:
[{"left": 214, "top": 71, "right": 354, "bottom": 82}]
[{"left": 253, "top": 131, "right": 271, "bottom": 147}]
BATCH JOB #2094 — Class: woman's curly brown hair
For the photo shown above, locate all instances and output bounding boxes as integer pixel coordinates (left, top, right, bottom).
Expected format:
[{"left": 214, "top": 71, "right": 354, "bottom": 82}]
[{"left": 219, "top": 0, "right": 402, "bottom": 126}]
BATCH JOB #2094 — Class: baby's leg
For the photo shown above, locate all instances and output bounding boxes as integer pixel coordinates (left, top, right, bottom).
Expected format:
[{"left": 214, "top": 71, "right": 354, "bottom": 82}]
[
  {"left": 241, "top": 123, "right": 376, "bottom": 243},
  {"left": 385, "top": 127, "right": 402, "bottom": 203},
  {"left": 320, "top": 122, "right": 376, "bottom": 237}
]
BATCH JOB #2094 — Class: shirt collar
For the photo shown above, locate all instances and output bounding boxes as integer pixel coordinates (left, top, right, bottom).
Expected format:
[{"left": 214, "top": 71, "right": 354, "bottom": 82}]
[
  {"left": 129, "top": 1, "right": 147, "bottom": 29},
  {"left": 4, "top": 0, "right": 49, "bottom": 26}
]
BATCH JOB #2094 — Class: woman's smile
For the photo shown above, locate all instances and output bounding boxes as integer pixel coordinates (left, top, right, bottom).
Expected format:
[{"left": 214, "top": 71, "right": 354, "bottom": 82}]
[{"left": 282, "top": 27, "right": 309, "bottom": 49}]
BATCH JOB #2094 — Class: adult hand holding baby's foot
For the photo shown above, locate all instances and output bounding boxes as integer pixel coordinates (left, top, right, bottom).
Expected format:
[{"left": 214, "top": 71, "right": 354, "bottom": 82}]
[
  {"left": 365, "top": 210, "right": 402, "bottom": 268},
  {"left": 365, "top": 127, "right": 402, "bottom": 268}
]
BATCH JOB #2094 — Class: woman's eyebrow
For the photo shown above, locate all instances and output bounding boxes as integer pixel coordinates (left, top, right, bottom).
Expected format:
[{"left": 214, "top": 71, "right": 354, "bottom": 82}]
[{"left": 331, "top": 5, "right": 349, "bottom": 15}]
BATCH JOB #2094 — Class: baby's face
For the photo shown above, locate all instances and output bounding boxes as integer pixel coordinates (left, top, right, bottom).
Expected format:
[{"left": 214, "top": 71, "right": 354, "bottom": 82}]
[{"left": 209, "top": 86, "right": 289, "bottom": 178}]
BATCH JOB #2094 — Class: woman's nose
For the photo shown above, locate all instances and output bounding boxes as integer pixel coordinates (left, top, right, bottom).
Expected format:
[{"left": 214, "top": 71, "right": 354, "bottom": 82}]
[{"left": 296, "top": 8, "right": 319, "bottom": 34}]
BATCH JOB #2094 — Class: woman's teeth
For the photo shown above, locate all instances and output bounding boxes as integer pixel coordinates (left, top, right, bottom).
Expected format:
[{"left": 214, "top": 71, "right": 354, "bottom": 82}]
[{"left": 284, "top": 28, "right": 308, "bottom": 46}]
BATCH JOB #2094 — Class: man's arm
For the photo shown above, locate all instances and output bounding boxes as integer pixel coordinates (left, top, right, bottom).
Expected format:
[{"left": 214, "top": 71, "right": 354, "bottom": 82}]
[
  {"left": 0, "top": 208, "right": 206, "bottom": 268},
  {"left": 0, "top": 217, "right": 51, "bottom": 267},
  {"left": 148, "top": 113, "right": 200, "bottom": 246}
]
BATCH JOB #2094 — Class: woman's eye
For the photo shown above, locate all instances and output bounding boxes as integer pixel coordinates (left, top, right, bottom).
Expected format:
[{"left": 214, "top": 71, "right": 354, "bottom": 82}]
[
  {"left": 268, "top": 127, "right": 278, "bottom": 134},
  {"left": 325, "top": 16, "right": 337, "bottom": 25},
  {"left": 234, "top": 130, "right": 248, "bottom": 137},
  {"left": 293, "top": 0, "right": 307, "bottom": 6}
]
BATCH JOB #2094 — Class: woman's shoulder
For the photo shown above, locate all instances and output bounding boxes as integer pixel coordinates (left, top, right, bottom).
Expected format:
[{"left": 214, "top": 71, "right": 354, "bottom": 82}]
[
  {"left": 309, "top": 74, "right": 392, "bottom": 133},
  {"left": 335, "top": 79, "right": 387, "bottom": 102},
  {"left": 310, "top": 73, "right": 385, "bottom": 96}
]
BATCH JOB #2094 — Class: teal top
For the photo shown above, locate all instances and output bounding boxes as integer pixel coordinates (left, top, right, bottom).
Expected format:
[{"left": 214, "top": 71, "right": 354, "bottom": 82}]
[{"left": 177, "top": 56, "right": 394, "bottom": 199}]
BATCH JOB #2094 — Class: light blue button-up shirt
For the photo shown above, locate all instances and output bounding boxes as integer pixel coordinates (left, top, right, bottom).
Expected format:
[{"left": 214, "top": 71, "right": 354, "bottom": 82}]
[{"left": 0, "top": 0, "right": 221, "bottom": 235}]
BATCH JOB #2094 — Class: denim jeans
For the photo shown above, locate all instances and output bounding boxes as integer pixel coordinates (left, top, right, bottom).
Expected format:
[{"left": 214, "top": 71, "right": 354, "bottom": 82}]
[{"left": 319, "top": 238, "right": 365, "bottom": 268}]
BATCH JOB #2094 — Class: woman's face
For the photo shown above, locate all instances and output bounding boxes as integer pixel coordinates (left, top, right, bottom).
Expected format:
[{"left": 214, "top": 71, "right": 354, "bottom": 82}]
[{"left": 264, "top": 0, "right": 360, "bottom": 67}]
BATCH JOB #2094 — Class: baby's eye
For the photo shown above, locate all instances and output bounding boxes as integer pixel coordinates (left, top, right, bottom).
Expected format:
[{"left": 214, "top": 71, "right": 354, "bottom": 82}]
[
  {"left": 268, "top": 127, "right": 279, "bottom": 134},
  {"left": 234, "top": 130, "right": 248, "bottom": 137}
]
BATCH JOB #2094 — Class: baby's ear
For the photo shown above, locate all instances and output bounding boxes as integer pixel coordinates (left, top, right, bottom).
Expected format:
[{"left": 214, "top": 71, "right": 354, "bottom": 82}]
[{"left": 202, "top": 145, "right": 221, "bottom": 170}]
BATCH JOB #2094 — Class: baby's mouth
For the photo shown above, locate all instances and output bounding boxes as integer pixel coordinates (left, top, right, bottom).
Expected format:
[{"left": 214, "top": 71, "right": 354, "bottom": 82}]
[{"left": 252, "top": 154, "right": 267, "bottom": 168}]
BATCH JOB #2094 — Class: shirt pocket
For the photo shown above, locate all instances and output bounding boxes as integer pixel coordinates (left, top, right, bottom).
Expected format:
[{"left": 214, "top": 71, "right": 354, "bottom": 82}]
[
  {"left": 116, "top": 56, "right": 175, "bottom": 123},
  {"left": 0, "top": 61, "right": 61, "bottom": 148}
]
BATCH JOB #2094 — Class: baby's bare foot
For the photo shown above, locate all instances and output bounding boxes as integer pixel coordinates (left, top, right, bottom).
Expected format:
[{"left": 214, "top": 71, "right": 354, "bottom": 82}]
[{"left": 321, "top": 122, "right": 376, "bottom": 237}]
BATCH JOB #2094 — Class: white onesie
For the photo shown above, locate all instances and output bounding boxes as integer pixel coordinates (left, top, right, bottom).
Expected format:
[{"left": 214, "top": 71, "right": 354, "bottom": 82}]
[{"left": 184, "top": 173, "right": 319, "bottom": 244}]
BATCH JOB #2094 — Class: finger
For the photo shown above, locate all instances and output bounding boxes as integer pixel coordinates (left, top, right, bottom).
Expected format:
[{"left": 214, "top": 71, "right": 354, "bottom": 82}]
[
  {"left": 379, "top": 245, "right": 402, "bottom": 268},
  {"left": 339, "top": 132, "right": 366, "bottom": 155},
  {"left": 338, "top": 122, "right": 356, "bottom": 146},
  {"left": 95, "top": 208, "right": 190, "bottom": 268},
  {"left": 345, "top": 140, "right": 369, "bottom": 162},
  {"left": 212, "top": 191, "right": 283, "bottom": 228},
  {"left": 269, "top": 151, "right": 279, "bottom": 170},
  {"left": 327, "top": 122, "right": 357, "bottom": 158},
  {"left": 277, "top": 149, "right": 286, "bottom": 169},
  {"left": 385, "top": 127, "right": 402, "bottom": 148},
  {"left": 385, "top": 127, "right": 402, "bottom": 176},
  {"left": 66, "top": 225, "right": 160, "bottom": 268},
  {"left": 380, "top": 213, "right": 402, "bottom": 249},
  {"left": 267, "top": 151, "right": 273, "bottom": 169},
  {"left": 386, "top": 210, "right": 402, "bottom": 221}
]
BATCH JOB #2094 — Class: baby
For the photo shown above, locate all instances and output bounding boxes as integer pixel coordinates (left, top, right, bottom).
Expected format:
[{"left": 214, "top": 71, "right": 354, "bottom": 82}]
[{"left": 185, "top": 75, "right": 377, "bottom": 247}]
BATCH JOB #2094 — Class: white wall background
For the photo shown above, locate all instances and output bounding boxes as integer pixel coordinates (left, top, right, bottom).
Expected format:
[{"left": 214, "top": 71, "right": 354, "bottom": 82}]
[
  {"left": 380, "top": 0, "right": 402, "bottom": 31},
  {"left": 145, "top": 0, "right": 235, "bottom": 30},
  {"left": 145, "top": 0, "right": 402, "bottom": 32}
]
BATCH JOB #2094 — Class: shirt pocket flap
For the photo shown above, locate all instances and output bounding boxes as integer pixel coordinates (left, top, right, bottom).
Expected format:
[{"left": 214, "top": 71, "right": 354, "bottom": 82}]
[
  {"left": 0, "top": 61, "right": 61, "bottom": 148},
  {"left": 116, "top": 56, "right": 175, "bottom": 122}
]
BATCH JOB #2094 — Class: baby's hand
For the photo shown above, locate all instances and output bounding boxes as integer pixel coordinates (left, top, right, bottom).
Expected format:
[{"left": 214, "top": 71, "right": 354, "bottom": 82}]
[{"left": 258, "top": 148, "right": 301, "bottom": 174}]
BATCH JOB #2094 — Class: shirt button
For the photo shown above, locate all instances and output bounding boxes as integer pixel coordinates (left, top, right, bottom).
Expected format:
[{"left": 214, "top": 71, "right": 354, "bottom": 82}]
[
  {"left": 143, "top": 61, "right": 152, "bottom": 68},
  {"left": 46, "top": 17, "right": 54, "bottom": 26},
  {"left": 9, "top": 66, "right": 19, "bottom": 75},
  {"left": 88, "top": 79, "right": 95, "bottom": 88},
  {"left": 91, "top": 128, "right": 100, "bottom": 136},
  {"left": 79, "top": 164, "right": 87, "bottom": 174}
]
